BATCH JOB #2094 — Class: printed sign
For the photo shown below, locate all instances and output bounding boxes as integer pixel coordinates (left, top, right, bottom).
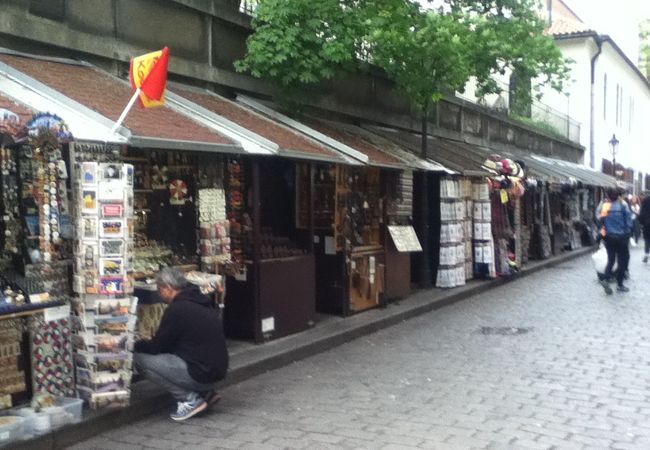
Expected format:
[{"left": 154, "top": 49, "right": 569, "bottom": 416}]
[{"left": 387, "top": 225, "right": 422, "bottom": 252}]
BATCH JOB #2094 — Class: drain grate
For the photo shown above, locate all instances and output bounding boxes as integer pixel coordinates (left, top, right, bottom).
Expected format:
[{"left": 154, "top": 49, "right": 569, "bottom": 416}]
[{"left": 478, "top": 326, "right": 533, "bottom": 335}]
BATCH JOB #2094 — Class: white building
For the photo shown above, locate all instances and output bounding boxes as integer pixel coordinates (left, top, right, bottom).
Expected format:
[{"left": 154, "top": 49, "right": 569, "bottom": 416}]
[
  {"left": 457, "top": 0, "right": 650, "bottom": 191},
  {"left": 541, "top": 0, "right": 650, "bottom": 190}
]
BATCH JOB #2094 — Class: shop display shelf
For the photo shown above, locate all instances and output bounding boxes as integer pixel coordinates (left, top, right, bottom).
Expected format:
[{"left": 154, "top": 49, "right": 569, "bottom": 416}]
[{"left": 0, "top": 301, "right": 64, "bottom": 319}]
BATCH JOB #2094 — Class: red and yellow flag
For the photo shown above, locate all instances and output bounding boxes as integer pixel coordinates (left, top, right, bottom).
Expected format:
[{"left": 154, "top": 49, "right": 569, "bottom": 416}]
[{"left": 129, "top": 47, "right": 170, "bottom": 108}]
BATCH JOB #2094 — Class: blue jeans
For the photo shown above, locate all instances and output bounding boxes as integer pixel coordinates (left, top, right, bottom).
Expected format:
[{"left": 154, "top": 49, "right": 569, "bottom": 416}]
[{"left": 134, "top": 352, "right": 215, "bottom": 401}]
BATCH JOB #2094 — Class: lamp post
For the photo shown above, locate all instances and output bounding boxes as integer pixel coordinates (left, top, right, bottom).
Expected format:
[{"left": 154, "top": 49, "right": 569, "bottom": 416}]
[{"left": 609, "top": 133, "right": 619, "bottom": 178}]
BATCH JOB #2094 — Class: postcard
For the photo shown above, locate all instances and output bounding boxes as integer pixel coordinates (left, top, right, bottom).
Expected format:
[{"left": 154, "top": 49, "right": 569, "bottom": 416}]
[
  {"left": 81, "top": 188, "right": 98, "bottom": 215},
  {"left": 101, "top": 203, "right": 124, "bottom": 218},
  {"left": 100, "top": 219, "right": 124, "bottom": 238},
  {"left": 99, "top": 239, "right": 124, "bottom": 257},
  {"left": 99, "top": 257, "right": 124, "bottom": 276},
  {"left": 82, "top": 217, "right": 98, "bottom": 240},
  {"left": 100, "top": 276, "right": 125, "bottom": 295},
  {"left": 81, "top": 162, "right": 98, "bottom": 186},
  {"left": 98, "top": 180, "right": 125, "bottom": 201}
]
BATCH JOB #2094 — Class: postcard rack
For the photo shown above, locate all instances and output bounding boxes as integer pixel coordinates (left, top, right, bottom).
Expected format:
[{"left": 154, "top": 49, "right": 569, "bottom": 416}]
[{"left": 70, "top": 159, "right": 138, "bottom": 409}]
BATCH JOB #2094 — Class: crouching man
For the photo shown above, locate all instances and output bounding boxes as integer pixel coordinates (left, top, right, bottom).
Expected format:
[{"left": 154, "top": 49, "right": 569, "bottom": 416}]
[{"left": 134, "top": 267, "right": 228, "bottom": 421}]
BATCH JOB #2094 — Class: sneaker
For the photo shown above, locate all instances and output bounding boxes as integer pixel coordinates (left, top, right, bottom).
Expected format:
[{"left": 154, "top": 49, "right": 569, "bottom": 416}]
[
  {"left": 205, "top": 390, "right": 222, "bottom": 408},
  {"left": 599, "top": 279, "right": 613, "bottom": 295},
  {"left": 170, "top": 398, "right": 207, "bottom": 421},
  {"left": 644, "top": 256, "right": 648, "bottom": 263},
  {"left": 617, "top": 285, "right": 630, "bottom": 293}
]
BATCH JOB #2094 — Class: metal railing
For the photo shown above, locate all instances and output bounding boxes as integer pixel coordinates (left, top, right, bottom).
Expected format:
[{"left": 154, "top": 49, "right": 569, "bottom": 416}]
[{"left": 456, "top": 78, "right": 581, "bottom": 143}]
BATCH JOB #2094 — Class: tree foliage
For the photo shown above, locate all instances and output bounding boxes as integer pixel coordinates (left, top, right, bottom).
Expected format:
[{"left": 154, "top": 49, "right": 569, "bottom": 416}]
[
  {"left": 640, "top": 19, "right": 650, "bottom": 79},
  {"left": 236, "top": 0, "right": 570, "bottom": 113}
]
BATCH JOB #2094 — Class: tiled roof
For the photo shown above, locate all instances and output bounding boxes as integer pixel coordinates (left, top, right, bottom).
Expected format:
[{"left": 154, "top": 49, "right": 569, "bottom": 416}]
[
  {"left": 173, "top": 87, "right": 338, "bottom": 158},
  {"left": 301, "top": 117, "right": 404, "bottom": 168},
  {"left": 545, "top": 18, "right": 594, "bottom": 37},
  {"left": 0, "top": 54, "right": 236, "bottom": 146}
]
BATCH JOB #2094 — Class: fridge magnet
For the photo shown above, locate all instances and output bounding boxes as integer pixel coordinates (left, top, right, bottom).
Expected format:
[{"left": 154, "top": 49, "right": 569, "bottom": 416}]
[
  {"left": 100, "top": 163, "right": 122, "bottom": 181},
  {"left": 100, "top": 219, "right": 124, "bottom": 238},
  {"left": 81, "top": 189, "right": 98, "bottom": 215},
  {"left": 82, "top": 217, "right": 98, "bottom": 240},
  {"left": 100, "top": 276, "right": 125, "bottom": 295},
  {"left": 101, "top": 204, "right": 123, "bottom": 218},
  {"left": 100, "top": 239, "right": 124, "bottom": 257},
  {"left": 81, "top": 162, "right": 98, "bottom": 186},
  {"left": 99, "top": 258, "right": 124, "bottom": 276}
]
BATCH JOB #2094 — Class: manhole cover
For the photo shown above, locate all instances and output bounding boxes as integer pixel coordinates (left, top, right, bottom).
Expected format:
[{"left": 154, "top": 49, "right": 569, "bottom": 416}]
[{"left": 478, "top": 327, "right": 533, "bottom": 335}]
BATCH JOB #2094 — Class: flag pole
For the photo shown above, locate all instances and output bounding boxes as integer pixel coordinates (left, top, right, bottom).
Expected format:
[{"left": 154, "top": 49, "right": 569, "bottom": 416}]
[{"left": 111, "top": 88, "right": 140, "bottom": 133}]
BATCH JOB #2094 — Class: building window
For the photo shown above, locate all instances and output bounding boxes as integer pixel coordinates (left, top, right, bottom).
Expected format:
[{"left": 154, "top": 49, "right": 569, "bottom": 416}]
[
  {"left": 603, "top": 74, "right": 607, "bottom": 120},
  {"left": 30, "top": 0, "right": 65, "bottom": 21}
]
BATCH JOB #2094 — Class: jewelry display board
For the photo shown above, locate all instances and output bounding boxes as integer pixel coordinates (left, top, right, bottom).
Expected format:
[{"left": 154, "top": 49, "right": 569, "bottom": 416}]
[{"left": 70, "top": 153, "right": 138, "bottom": 409}]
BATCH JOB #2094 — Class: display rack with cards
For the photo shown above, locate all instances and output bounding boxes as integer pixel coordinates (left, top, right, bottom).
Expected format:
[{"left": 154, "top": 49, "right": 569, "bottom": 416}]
[
  {"left": 69, "top": 156, "right": 138, "bottom": 409},
  {"left": 472, "top": 179, "right": 496, "bottom": 278},
  {"left": 436, "top": 177, "right": 467, "bottom": 288}
]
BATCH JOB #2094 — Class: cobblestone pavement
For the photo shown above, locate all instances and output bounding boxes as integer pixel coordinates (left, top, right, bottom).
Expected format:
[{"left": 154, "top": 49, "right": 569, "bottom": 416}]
[{"left": 70, "top": 245, "right": 650, "bottom": 450}]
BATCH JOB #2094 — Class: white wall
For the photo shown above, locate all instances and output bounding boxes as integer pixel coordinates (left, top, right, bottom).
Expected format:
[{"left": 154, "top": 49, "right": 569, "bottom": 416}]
[{"left": 592, "top": 41, "right": 650, "bottom": 174}]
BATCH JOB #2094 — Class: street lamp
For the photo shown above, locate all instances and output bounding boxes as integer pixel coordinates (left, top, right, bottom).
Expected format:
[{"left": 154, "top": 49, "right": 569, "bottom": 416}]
[{"left": 609, "top": 133, "right": 619, "bottom": 177}]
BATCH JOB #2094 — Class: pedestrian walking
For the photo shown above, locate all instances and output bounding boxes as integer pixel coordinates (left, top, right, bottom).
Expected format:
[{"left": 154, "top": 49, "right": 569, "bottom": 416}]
[
  {"left": 133, "top": 267, "right": 229, "bottom": 421},
  {"left": 597, "top": 188, "right": 633, "bottom": 294},
  {"left": 639, "top": 192, "right": 650, "bottom": 263}
]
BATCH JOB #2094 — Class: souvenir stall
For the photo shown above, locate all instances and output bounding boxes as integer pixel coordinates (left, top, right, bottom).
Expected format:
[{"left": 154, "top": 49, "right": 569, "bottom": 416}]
[
  {"left": 0, "top": 111, "right": 85, "bottom": 444},
  {"left": 481, "top": 155, "right": 526, "bottom": 276},
  {"left": 298, "top": 163, "right": 399, "bottom": 315},
  {"left": 121, "top": 147, "right": 229, "bottom": 340},
  {"left": 436, "top": 176, "right": 473, "bottom": 288},
  {"left": 226, "top": 157, "right": 314, "bottom": 341}
]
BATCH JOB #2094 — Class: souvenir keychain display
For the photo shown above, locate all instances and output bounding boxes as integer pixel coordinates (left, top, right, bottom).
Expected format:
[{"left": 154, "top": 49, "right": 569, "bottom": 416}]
[
  {"left": 224, "top": 158, "right": 248, "bottom": 275},
  {"left": 71, "top": 157, "right": 138, "bottom": 410}
]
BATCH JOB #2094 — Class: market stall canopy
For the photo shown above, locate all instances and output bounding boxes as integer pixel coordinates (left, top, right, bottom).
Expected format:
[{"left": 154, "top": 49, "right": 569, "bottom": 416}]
[
  {"left": 0, "top": 53, "right": 126, "bottom": 144},
  {"left": 0, "top": 50, "right": 243, "bottom": 153},
  {"left": 529, "top": 155, "right": 618, "bottom": 188},
  {"left": 236, "top": 95, "right": 369, "bottom": 165},
  {"left": 170, "top": 86, "right": 355, "bottom": 164},
  {"left": 486, "top": 144, "right": 619, "bottom": 188},
  {"left": 300, "top": 117, "right": 457, "bottom": 172},
  {"left": 363, "top": 125, "right": 489, "bottom": 176}
]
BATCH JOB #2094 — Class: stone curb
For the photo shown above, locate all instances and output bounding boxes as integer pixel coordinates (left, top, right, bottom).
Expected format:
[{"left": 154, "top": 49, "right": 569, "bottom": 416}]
[{"left": 10, "top": 246, "right": 594, "bottom": 450}]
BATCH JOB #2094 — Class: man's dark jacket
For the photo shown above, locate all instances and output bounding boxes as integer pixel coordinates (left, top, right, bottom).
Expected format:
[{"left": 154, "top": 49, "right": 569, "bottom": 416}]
[{"left": 134, "top": 285, "right": 229, "bottom": 383}]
